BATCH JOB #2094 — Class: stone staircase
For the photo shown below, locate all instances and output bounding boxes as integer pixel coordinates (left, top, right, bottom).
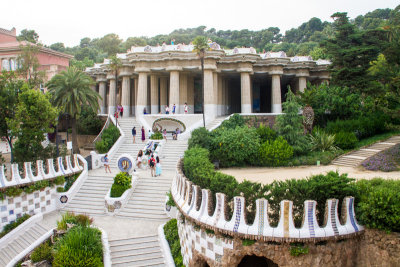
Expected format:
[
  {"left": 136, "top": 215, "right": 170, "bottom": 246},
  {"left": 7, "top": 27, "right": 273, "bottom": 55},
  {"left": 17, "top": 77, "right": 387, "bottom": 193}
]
[
  {"left": 161, "top": 140, "right": 188, "bottom": 171},
  {"left": 62, "top": 171, "right": 114, "bottom": 215},
  {"left": 109, "top": 235, "right": 165, "bottom": 267},
  {"left": 206, "top": 116, "right": 228, "bottom": 131},
  {"left": 0, "top": 222, "right": 51, "bottom": 266},
  {"left": 332, "top": 135, "right": 400, "bottom": 167}
]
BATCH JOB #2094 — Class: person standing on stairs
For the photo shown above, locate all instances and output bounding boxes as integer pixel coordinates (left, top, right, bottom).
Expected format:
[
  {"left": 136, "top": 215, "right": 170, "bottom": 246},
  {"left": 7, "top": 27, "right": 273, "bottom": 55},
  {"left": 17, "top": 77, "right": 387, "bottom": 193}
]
[
  {"left": 132, "top": 126, "right": 136, "bottom": 143},
  {"left": 155, "top": 156, "right": 162, "bottom": 176},
  {"left": 149, "top": 154, "right": 156, "bottom": 177},
  {"left": 104, "top": 154, "right": 111, "bottom": 173},
  {"left": 172, "top": 104, "right": 176, "bottom": 114},
  {"left": 141, "top": 126, "right": 145, "bottom": 142},
  {"left": 163, "top": 129, "right": 167, "bottom": 142}
]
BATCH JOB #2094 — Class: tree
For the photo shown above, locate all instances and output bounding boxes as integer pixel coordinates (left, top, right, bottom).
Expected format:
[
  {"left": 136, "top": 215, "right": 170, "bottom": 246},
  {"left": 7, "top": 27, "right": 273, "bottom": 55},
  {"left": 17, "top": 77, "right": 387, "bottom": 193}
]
[
  {"left": 17, "top": 29, "right": 39, "bottom": 43},
  {"left": 17, "top": 44, "right": 45, "bottom": 89},
  {"left": 193, "top": 36, "right": 209, "bottom": 127},
  {"left": 10, "top": 86, "right": 58, "bottom": 163},
  {"left": 96, "top": 33, "right": 122, "bottom": 56},
  {"left": 0, "top": 71, "right": 24, "bottom": 162},
  {"left": 47, "top": 67, "right": 100, "bottom": 153},
  {"left": 50, "top": 42, "right": 66, "bottom": 52},
  {"left": 70, "top": 57, "right": 95, "bottom": 71},
  {"left": 124, "top": 37, "right": 147, "bottom": 50}
]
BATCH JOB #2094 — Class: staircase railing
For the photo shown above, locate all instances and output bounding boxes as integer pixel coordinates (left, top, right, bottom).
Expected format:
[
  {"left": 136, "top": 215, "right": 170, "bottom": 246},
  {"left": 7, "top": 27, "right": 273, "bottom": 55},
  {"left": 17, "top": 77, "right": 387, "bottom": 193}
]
[{"left": 92, "top": 114, "right": 111, "bottom": 144}]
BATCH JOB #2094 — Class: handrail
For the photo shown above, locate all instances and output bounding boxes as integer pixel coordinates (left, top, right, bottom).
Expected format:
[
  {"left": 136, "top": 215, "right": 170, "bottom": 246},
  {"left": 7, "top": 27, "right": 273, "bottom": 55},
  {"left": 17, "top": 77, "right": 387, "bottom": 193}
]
[{"left": 92, "top": 114, "right": 110, "bottom": 144}]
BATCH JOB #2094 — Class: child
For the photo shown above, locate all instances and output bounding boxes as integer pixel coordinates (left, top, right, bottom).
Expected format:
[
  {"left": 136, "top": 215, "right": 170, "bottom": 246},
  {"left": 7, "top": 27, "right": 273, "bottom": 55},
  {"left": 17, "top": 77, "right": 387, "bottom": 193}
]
[
  {"left": 156, "top": 156, "right": 162, "bottom": 176},
  {"left": 104, "top": 154, "right": 111, "bottom": 173},
  {"left": 149, "top": 154, "right": 156, "bottom": 177}
]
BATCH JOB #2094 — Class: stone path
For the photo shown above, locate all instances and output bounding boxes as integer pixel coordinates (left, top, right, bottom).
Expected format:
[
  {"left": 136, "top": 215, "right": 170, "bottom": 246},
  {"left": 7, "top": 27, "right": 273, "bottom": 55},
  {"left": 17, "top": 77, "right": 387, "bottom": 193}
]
[{"left": 332, "top": 135, "right": 400, "bottom": 167}]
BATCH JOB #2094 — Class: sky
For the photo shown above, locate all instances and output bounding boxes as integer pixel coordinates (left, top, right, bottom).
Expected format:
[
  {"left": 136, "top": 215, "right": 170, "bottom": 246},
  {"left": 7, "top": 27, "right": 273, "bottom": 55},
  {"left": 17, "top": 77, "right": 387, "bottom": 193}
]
[{"left": 1, "top": 0, "right": 399, "bottom": 47}]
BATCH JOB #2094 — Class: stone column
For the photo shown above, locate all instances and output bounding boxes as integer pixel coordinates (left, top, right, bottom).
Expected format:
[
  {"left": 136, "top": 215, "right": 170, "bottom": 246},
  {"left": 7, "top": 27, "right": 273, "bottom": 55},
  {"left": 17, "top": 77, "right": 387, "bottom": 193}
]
[
  {"left": 107, "top": 76, "right": 116, "bottom": 115},
  {"left": 97, "top": 75, "right": 107, "bottom": 114},
  {"left": 136, "top": 72, "right": 148, "bottom": 116},
  {"left": 224, "top": 78, "right": 229, "bottom": 115},
  {"left": 187, "top": 76, "right": 194, "bottom": 114},
  {"left": 241, "top": 72, "right": 252, "bottom": 113},
  {"left": 204, "top": 69, "right": 216, "bottom": 120},
  {"left": 179, "top": 73, "right": 188, "bottom": 113},
  {"left": 160, "top": 77, "right": 168, "bottom": 113},
  {"left": 213, "top": 72, "right": 219, "bottom": 116},
  {"left": 121, "top": 76, "right": 131, "bottom": 117},
  {"left": 150, "top": 75, "right": 159, "bottom": 114},
  {"left": 271, "top": 74, "right": 282, "bottom": 113},
  {"left": 217, "top": 76, "right": 223, "bottom": 116},
  {"left": 169, "top": 71, "right": 180, "bottom": 114},
  {"left": 298, "top": 76, "right": 307, "bottom": 93}
]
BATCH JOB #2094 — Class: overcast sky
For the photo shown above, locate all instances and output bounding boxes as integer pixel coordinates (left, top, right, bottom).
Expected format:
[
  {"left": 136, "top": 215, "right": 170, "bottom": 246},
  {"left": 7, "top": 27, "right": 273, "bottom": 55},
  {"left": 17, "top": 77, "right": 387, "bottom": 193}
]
[{"left": 1, "top": 0, "right": 398, "bottom": 47}]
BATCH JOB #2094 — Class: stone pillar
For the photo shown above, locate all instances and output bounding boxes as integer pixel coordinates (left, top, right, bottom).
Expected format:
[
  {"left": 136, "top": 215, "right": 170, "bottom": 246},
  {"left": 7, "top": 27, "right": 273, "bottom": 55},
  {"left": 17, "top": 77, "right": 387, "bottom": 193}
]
[
  {"left": 160, "top": 77, "right": 168, "bottom": 113},
  {"left": 97, "top": 76, "right": 107, "bottom": 114},
  {"left": 271, "top": 74, "right": 282, "bottom": 113},
  {"left": 224, "top": 78, "right": 229, "bottom": 115},
  {"left": 108, "top": 77, "right": 116, "bottom": 115},
  {"left": 121, "top": 76, "right": 131, "bottom": 117},
  {"left": 204, "top": 69, "right": 216, "bottom": 120},
  {"left": 150, "top": 75, "right": 159, "bottom": 114},
  {"left": 217, "top": 76, "right": 223, "bottom": 116},
  {"left": 179, "top": 73, "right": 188, "bottom": 113},
  {"left": 213, "top": 73, "right": 219, "bottom": 116},
  {"left": 132, "top": 78, "right": 138, "bottom": 116},
  {"left": 169, "top": 71, "right": 180, "bottom": 114},
  {"left": 298, "top": 76, "right": 307, "bottom": 93},
  {"left": 136, "top": 72, "right": 148, "bottom": 116},
  {"left": 241, "top": 72, "right": 252, "bottom": 113},
  {"left": 187, "top": 76, "right": 194, "bottom": 114}
]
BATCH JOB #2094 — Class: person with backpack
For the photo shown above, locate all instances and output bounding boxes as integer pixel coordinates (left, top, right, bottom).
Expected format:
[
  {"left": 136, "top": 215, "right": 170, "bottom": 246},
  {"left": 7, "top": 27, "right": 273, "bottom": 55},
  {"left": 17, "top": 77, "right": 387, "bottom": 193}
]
[
  {"left": 149, "top": 154, "right": 156, "bottom": 177},
  {"left": 155, "top": 156, "right": 162, "bottom": 176}
]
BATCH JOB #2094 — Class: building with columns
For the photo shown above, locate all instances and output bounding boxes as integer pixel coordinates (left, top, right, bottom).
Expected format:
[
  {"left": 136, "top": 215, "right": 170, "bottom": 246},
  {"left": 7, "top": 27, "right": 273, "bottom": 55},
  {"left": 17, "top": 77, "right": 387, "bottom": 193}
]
[{"left": 86, "top": 44, "right": 330, "bottom": 120}]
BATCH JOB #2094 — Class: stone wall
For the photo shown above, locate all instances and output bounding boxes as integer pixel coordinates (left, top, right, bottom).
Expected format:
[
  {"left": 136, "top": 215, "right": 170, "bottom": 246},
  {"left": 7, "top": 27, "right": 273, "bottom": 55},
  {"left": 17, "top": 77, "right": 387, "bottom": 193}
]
[{"left": 242, "top": 115, "right": 277, "bottom": 128}]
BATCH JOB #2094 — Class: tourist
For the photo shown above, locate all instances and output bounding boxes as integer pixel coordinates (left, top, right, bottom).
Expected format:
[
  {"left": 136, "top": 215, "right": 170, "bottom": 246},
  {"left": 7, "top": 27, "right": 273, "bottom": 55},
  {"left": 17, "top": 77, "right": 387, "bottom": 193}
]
[
  {"left": 149, "top": 154, "right": 156, "bottom": 177},
  {"left": 103, "top": 154, "right": 111, "bottom": 173},
  {"left": 136, "top": 150, "right": 143, "bottom": 169},
  {"left": 132, "top": 126, "right": 136, "bottom": 143},
  {"left": 143, "top": 107, "right": 147, "bottom": 114},
  {"left": 148, "top": 129, "right": 153, "bottom": 139},
  {"left": 165, "top": 105, "right": 170, "bottom": 114},
  {"left": 163, "top": 129, "right": 167, "bottom": 142},
  {"left": 171, "top": 39, "right": 175, "bottom": 45},
  {"left": 141, "top": 126, "right": 145, "bottom": 142},
  {"left": 155, "top": 156, "right": 162, "bottom": 176},
  {"left": 120, "top": 105, "right": 124, "bottom": 117},
  {"left": 184, "top": 102, "right": 188, "bottom": 114},
  {"left": 172, "top": 104, "right": 176, "bottom": 114}
]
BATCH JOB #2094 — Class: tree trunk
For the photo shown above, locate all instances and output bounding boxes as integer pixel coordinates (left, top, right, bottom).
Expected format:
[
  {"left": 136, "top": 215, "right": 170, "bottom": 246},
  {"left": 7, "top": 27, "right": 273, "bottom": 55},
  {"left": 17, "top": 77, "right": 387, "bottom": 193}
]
[{"left": 71, "top": 116, "right": 80, "bottom": 154}]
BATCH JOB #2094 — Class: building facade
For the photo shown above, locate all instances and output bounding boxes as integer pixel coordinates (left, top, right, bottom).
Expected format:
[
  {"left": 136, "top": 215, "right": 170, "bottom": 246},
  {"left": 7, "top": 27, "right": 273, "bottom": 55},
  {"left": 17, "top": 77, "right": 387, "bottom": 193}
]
[
  {"left": 86, "top": 43, "right": 330, "bottom": 120},
  {"left": 0, "top": 27, "right": 73, "bottom": 90}
]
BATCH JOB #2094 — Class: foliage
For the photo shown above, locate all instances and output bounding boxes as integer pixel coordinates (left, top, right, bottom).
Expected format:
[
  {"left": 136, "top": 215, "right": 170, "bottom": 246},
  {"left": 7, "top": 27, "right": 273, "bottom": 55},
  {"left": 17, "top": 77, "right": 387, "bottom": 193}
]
[
  {"left": 356, "top": 178, "right": 400, "bottom": 232},
  {"left": 288, "top": 150, "right": 343, "bottom": 166},
  {"left": 95, "top": 125, "right": 120, "bottom": 153},
  {"left": 17, "top": 44, "right": 45, "bottom": 88},
  {"left": 56, "top": 187, "right": 65, "bottom": 193},
  {"left": 0, "top": 214, "right": 30, "bottom": 238},
  {"left": 77, "top": 106, "right": 103, "bottom": 135},
  {"left": 361, "top": 144, "right": 400, "bottom": 171},
  {"left": 110, "top": 172, "right": 132, "bottom": 197},
  {"left": 188, "top": 127, "right": 213, "bottom": 150},
  {"left": 334, "top": 131, "right": 358, "bottom": 149},
  {"left": 17, "top": 29, "right": 39, "bottom": 43},
  {"left": 52, "top": 226, "right": 103, "bottom": 267},
  {"left": 309, "top": 128, "right": 338, "bottom": 152},
  {"left": 47, "top": 66, "right": 100, "bottom": 153},
  {"left": 64, "top": 172, "right": 80, "bottom": 192},
  {"left": 57, "top": 212, "right": 93, "bottom": 230},
  {"left": 183, "top": 147, "right": 215, "bottom": 188},
  {"left": 54, "top": 176, "right": 65, "bottom": 185},
  {"left": 275, "top": 89, "right": 310, "bottom": 155},
  {"left": 150, "top": 131, "right": 163, "bottom": 140},
  {"left": 5, "top": 187, "right": 23, "bottom": 198},
  {"left": 164, "top": 219, "right": 184, "bottom": 267},
  {"left": 219, "top": 114, "right": 245, "bottom": 129},
  {"left": 242, "top": 239, "right": 256, "bottom": 246},
  {"left": 259, "top": 136, "right": 293, "bottom": 166},
  {"left": 166, "top": 191, "right": 176, "bottom": 207},
  {"left": 290, "top": 243, "right": 309, "bottom": 256},
  {"left": 31, "top": 241, "right": 53, "bottom": 263},
  {"left": 256, "top": 123, "right": 277, "bottom": 143}
]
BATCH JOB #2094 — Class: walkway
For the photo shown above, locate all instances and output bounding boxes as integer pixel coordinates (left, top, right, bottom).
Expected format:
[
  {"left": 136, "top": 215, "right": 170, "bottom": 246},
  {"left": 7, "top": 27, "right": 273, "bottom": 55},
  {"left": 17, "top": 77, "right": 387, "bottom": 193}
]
[{"left": 332, "top": 135, "right": 400, "bottom": 167}]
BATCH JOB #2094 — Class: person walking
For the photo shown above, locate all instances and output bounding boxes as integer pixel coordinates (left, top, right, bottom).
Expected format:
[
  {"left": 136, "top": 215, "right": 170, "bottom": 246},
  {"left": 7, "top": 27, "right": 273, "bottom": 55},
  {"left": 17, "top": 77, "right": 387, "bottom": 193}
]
[
  {"left": 172, "top": 104, "right": 176, "bottom": 114},
  {"left": 165, "top": 105, "right": 169, "bottom": 114},
  {"left": 149, "top": 154, "right": 156, "bottom": 177},
  {"left": 136, "top": 150, "right": 143, "bottom": 169},
  {"left": 141, "top": 126, "right": 145, "bottom": 142},
  {"left": 155, "top": 156, "right": 162, "bottom": 176},
  {"left": 132, "top": 126, "right": 136, "bottom": 143},
  {"left": 184, "top": 102, "right": 188, "bottom": 114},
  {"left": 104, "top": 154, "right": 111, "bottom": 173},
  {"left": 120, "top": 105, "right": 124, "bottom": 117}
]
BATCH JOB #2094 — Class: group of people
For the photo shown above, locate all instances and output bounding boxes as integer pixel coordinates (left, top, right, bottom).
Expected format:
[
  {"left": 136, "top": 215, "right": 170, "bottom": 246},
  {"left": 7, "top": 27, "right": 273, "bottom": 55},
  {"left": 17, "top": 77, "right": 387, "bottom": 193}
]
[
  {"left": 132, "top": 126, "right": 147, "bottom": 143},
  {"left": 114, "top": 104, "right": 124, "bottom": 119},
  {"left": 136, "top": 149, "right": 162, "bottom": 177},
  {"left": 165, "top": 103, "right": 188, "bottom": 114}
]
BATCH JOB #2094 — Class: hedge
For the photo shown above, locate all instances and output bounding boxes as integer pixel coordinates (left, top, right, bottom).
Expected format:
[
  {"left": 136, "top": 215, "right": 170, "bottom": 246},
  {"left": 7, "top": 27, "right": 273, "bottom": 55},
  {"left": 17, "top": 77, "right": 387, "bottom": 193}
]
[{"left": 164, "top": 219, "right": 184, "bottom": 267}]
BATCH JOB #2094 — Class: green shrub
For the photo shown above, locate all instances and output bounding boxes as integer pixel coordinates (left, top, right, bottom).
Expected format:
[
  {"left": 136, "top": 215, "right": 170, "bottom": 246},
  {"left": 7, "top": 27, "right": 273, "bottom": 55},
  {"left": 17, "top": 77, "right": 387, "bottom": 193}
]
[
  {"left": 31, "top": 241, "right": 53, "bottom": 263},
  {"left": 114, "top": 172, "right": 132, "bottom": 187},
  {"left": 188, "top": 127, "right": 213, "bottom": 150},
  {"left": 334, "top": 131, "right": 358, "bottom": 149},
  {"left": 77, "top": 106, "right": 104, "bottom": 135},
  {"left": 242, "top": 239, "right": 256, "bottom": 246},
  {"left": 94, "top": 140, "right": 108, "bottom": 154},
  {"left": 211, "top": 126, "right": 260, "bottom": 167},
  {"left": 110, "top": 184, "right": 129, "bottom": 198},
  {"left": 259, "top": 136, "right": 293, "bottom": 166},
  {"left": 309, "top": 128, "right": 338, "bottom": 152},
  {"left": 219, "top": 113, "right": 245, "bottom": 129},
  {"left": 356, "top": 179, "right": 400, "bottom": 232},
  {"left": 166, "top": 191, "right": 176, "bottom": 207},
  {"left": 95, "top": 125, "right": 120, "bottom": 153},
  {"left": 54, "top": 176, "right": 65, "bottom": 186},
  {"left": 56, "top": 212, "right": 93, "bottom": 230},
  {"left": 0, "top": 214, "right": 30, "bottom": 238},
  {"left": 56, "top": 187, "right": 64, "bottom": 193},
  {"left": 150, "top": 131, "right": 163, "bottom": 140},
  {"left": 256, "top": 124, "right": 277, "bottom": 143},
  {"left": 53, "top": 226, "right": 103, "bottom": 267},
  {"left": 164, "top": 219, "right": 184, "bottom": 267},
  {"left": 64, "top": 172, "right": 80, "bottom": 192},
  {"left": 5, "top": 187, "right": 23, "bottom": 198},
  {"left": 183, "top": 147, "right": 214, "bottom": 188},
  {"left": 290, "top": 243, "right": 309, "bottom": 256}
]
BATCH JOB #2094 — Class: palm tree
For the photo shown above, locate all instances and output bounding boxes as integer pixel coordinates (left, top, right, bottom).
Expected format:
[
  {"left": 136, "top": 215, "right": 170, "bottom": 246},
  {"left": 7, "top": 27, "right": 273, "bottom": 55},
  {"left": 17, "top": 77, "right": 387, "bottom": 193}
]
[
  {"left": 47, "top": 66, "right": 100, "bottom": 154},
  {"left": 193, "top": 36, "right": 209, "bottom": 127}
]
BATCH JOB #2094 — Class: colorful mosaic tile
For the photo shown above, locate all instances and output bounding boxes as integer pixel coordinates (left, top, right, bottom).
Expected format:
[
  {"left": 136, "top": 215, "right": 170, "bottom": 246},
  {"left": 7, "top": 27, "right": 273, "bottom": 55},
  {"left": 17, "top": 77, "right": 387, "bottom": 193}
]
[
  {"left": 1, "top": 206, "right": 6, "bottom": 212},
  {"left": 258, "top": 200, "right": 265, "bottom": 235},
  {"left": 331, "top": 200, "right": 339, "bottom": 236},
  {"left": 284, "top": 201, "right": 289, "bottom": 238},
  {"left": 8, "top": 199, "right": 13, "bottom": 205},
  {"left": 215, "top": 253, "right": 222, "bottom": 263},
  {"left": 308, "top": 202, "right": 315, "bottom": 237},
  {"left": 233, "top": 198, "right": 242, "bottom": 232},
  {"left": 349, "top": 198, "right": 358, "bottom": 232}
]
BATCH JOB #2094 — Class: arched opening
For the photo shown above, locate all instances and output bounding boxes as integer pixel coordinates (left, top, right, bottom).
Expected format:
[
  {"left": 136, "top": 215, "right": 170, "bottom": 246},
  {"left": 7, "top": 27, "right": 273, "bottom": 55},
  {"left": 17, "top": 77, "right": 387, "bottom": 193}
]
[{"left": 238, "top": 255, "right": 278, "bottom": 267}]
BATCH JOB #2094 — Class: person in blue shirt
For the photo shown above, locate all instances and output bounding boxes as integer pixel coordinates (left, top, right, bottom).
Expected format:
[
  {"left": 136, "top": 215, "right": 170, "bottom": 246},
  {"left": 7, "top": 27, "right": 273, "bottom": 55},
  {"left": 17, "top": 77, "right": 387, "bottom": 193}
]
[
  {"left": 104, "top": 154, "right": 111, "bottom": 173},
  {"left": 172, "top": 104, "right": 176, "bottom": 114}
]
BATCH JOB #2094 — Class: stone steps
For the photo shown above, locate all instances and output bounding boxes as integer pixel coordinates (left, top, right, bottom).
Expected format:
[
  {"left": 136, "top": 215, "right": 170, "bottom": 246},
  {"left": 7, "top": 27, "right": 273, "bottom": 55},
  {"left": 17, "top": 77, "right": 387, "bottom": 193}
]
[
  {"left": 0, "top": 222, "right": 50, "bottom": 266},
  {"left": 109, "top": 235, "right": 165, "bottom": 267},
  {"left": 206, "top": 116, "right": 228, "bottom": 131}
]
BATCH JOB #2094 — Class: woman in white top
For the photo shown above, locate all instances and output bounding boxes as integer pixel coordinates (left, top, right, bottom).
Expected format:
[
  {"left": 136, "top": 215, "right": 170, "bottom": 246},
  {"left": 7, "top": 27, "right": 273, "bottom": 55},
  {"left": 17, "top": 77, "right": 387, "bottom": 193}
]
[{"left": 136, "top": 150, "right": 143, "bottom": 169}]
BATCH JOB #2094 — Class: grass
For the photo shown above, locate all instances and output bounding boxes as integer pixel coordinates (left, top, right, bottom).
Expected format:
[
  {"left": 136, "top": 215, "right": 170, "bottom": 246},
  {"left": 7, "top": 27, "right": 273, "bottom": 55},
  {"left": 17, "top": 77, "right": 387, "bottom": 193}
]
[{"left": 354, "top": 131, "right": 400, "bottom": 149}]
